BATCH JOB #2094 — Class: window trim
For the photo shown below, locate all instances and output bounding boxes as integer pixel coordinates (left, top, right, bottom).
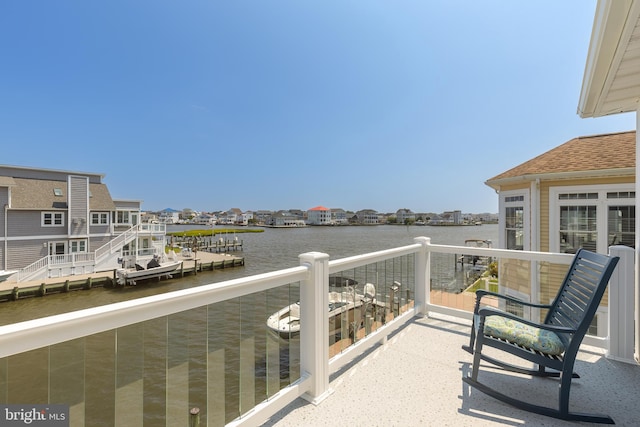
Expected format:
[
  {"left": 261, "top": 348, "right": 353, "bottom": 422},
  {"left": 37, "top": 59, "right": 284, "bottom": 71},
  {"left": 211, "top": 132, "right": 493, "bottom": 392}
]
[
  {"left": 69, "top": 239, "right": 87, "bottom": 253},
  {"left": 42, "top": 211, "right": 65, "bottom": 227},
  {"left": 549, "top": 184, "right": 635, "bottom": 253},
  {"left": 499, "top": 189, "right": 530, "bottom": 251},
  {"left": 91, "top": 212, "right": 109, "bottom": 225}
]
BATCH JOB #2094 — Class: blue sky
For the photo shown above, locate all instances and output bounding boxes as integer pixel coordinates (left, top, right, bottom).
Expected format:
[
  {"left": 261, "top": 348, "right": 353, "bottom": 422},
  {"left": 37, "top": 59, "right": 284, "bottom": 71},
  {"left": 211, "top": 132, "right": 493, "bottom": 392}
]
[{"left": 1, "top": 1, "right": 635, "bottom": 214}]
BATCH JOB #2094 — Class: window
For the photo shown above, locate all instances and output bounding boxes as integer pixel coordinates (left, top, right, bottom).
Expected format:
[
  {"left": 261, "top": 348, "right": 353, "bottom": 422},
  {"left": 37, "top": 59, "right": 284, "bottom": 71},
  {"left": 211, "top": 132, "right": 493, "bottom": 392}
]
[
  {"left": 551, "top": 185, "right": 635, "bottom": 253},
  {"left": 91, "top": 212, "right": 109, "bottom": 225},
  {"left": 115, "top": 211, "right": 130, "bottom": 225},
  {"left": 500, "top": 192, "right": 528, "bottom": 250},
  {"left": 42, "top": 212, "right": 64, "bottom": 227},
  {"left": 505, "top": 206, "right": 524, "bottom": 250},
  {"left": 69, "top": 240, "right": 87, "bottom": 253},
  {"left": 608, "top": 205, "right": 635, "bottom": 248},
  {"left": 48, "top": 242, "right": 66, "bottom": 255},
  {"left": 559, "top": 205, "right": 597, "bottom": 253},
  {"left": 53, "top": 188, "right": 63, "bottom": 196}
]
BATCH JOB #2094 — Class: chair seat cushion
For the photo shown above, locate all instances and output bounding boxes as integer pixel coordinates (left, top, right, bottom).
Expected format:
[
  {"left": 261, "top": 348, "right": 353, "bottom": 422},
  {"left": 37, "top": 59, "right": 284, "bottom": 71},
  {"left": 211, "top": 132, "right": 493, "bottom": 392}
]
[{"left": 483, "top": 315, "right": 565, "bottom": 356}]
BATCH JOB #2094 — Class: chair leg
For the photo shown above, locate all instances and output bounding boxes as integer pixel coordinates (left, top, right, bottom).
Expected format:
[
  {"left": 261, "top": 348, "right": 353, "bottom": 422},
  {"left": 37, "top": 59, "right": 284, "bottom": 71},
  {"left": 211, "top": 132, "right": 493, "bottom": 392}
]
[
  {"left": 462, "top": 315, "right": 478, "bottom": 354},
  {"left": 470, "top": 335, "right": 484, "bottom": 381}
]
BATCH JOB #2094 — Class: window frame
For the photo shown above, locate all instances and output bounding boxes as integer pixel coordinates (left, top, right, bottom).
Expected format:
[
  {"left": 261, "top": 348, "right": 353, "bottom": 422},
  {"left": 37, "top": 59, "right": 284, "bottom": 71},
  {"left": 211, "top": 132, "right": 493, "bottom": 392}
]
[
  {"left": 549, "top": 184, "right": 635, "bottom": 254},
  {"left": 42, "top": 211, "right": 65, "bottom": 227},
  {"left": 499, "top": 190, "right": 530, "bottom": 251},
  {"left": 91, "top": 212, "right": 109, "bottom": 225}
]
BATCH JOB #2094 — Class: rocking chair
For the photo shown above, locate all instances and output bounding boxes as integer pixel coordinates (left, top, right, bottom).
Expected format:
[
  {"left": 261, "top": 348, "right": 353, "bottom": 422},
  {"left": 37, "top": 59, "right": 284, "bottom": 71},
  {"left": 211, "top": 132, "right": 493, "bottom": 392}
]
[{"left": 462, "top": 248, "right": 619, "bottom": 424}]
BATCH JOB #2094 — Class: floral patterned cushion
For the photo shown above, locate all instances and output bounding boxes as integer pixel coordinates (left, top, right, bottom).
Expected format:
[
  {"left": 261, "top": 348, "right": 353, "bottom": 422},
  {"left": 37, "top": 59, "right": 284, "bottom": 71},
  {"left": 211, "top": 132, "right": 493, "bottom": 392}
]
[{"left": 483, "top": 315, "right": 565, "bottom": 356}]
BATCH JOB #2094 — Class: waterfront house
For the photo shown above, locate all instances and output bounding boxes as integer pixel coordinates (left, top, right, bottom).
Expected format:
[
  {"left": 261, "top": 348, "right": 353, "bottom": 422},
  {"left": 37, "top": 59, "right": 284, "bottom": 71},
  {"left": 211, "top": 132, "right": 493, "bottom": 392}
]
[
  {"left": 269, "top": 210, "right": 306, "bottom": 227},
  {"left": 330, "top": 208, "right": 348, "bottom": 225},
  {"left": 306, "top": 206, "right": 332, "bottom": 225},
  {"left": 395, "top": 208, "right": 416, "bottom": 224},
  {"left": 0, "top": 164, "right": 165, "bottom": 281},
  {"left": 354, "top": 208, "right": 380, "bottom": 224},
  {"left": 485, "top": 131, "right": 635, "bottom": 336},
  {"left": 485, "top": 131, "right": 635, "bottom": 254},
  {"left": 158, "top": 208, "right": 180, "bottom": 224}
]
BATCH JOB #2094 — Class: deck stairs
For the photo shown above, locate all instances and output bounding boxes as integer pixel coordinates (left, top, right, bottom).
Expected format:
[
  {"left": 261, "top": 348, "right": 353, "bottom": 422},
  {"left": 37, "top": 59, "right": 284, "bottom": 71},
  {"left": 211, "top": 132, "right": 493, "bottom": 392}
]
[{"left": 15, "top": 224, "right": 164, "bottom": 282}]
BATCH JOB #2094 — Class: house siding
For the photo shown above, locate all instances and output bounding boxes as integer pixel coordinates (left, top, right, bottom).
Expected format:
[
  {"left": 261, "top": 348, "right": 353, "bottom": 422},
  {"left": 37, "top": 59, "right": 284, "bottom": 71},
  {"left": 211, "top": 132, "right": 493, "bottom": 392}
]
[
  {"left": 8, "top": 210, "right": 67, "bottom": 237},
  {"left": 89, "top": 235, "right": 111, "bottom": 252},
  {"left": 7, "top": 240, "right": 47, "bottom": 270},
  {"left": 114, "top": 200, "right": 140, "bottom": 209},
  {"left": 69, "top": 176, "right": 89, "bottom": 237},
  {"left": 0, "top": 189, "right": 7, "bottom": 238}
]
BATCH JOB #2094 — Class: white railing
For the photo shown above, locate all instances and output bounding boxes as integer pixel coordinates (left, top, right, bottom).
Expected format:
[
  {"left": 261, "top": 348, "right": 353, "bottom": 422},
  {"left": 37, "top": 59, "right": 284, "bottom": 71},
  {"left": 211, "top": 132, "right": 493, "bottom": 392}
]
[
  {"left": 0, "top": 238, "right": 631, "bottom": 426},
  {"left": 94, "top": 224, "right": 141, "bottom": 262},
  {"left": 15, "top": 256, "right": 50, "bottom": 282}
]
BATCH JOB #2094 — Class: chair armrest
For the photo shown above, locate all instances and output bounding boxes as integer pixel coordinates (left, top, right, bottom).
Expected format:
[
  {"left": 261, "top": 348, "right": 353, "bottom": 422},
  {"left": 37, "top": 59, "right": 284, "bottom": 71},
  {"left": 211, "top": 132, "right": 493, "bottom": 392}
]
[
  {"left": 476, "top": 289, "right": 553, "bottom": 310},
  {"left": 477, "top": 306, "right": 576, "bottom": 335}
]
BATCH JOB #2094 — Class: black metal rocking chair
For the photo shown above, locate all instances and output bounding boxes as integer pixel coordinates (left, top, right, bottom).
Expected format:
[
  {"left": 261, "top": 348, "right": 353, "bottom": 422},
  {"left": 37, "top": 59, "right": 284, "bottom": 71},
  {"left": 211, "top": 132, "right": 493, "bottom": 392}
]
[{"left": 462, "top": 248, "right": 619, "bottom": 424}]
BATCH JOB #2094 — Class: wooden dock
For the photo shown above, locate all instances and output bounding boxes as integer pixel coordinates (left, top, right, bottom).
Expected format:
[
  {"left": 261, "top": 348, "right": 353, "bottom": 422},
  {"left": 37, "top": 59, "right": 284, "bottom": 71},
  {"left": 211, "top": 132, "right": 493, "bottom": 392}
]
[
  {"left": 168, "top": 235, "right": 244, "bottom": 254},
  {"left": 0, "top": 251, "right": 244, "bottom": 303}
]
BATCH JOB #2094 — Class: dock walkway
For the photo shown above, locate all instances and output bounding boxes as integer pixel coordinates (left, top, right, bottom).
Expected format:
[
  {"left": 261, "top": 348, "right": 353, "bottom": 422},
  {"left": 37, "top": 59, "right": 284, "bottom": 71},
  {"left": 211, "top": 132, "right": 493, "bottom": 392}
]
[{"left": 0, "top": 251, "right": 243, "bottom": 301}]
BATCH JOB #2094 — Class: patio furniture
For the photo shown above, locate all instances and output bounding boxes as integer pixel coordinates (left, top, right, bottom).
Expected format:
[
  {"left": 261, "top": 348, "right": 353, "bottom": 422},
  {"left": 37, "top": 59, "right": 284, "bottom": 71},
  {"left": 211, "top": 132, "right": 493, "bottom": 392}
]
[{"left": 462, "top": 248, "right": 619, "bottom": 424}]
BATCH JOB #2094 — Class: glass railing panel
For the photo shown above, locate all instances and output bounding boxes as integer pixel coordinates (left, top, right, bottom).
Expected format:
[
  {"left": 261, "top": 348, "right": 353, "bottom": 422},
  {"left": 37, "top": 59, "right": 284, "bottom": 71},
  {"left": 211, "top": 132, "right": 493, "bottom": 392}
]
[
  {"left": 85, "top": 330, "right": 117, "bottom": 425},
  {"left": 115, "top": 323, "right": 144, "bottom": 427},
  {"left": 239, "top": 293, "right": 256, "bottom": 417},
  {"left": 206, "top": 299, "right": 227, "bottom": 427},
  {"left": 429, "top": 251, "right": 474, "bottom": 311},
  {"left": 328, "top": 253, "right": 416, "bottom": 357},
  {"left": 8, "top": 347, "right": 49, "bottom": 404},
  {"left": 0, "top": 357, "right": 6, "bottom": 404},
  {"left": 142, "top": 316, "right": 169, "bottom": 426},
  {"left": 51, "top": 338, "right": 85, "bottom": 423}
]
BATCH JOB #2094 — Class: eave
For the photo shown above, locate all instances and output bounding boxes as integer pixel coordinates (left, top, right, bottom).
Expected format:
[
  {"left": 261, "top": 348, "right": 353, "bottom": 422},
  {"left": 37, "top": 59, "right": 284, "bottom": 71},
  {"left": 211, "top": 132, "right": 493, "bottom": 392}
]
[
  {"left": 578, "top": 0, "right": 640, "bottom": 118},
  {"left": 485, "top": 167, "right": 635, "bottom": 191}
]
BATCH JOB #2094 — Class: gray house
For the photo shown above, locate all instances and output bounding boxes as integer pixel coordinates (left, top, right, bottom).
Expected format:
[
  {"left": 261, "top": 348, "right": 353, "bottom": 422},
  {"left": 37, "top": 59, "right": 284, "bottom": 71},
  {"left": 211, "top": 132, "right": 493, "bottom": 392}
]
[{"left": 0, "top": 165, "right": 165, "bottom": 281}]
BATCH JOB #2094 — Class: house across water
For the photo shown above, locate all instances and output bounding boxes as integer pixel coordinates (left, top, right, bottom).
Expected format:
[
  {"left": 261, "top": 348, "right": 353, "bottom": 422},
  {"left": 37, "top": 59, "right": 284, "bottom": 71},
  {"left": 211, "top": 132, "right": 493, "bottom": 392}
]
[{"left": 0, "top": 164, "right": 166, "bottom": 282}]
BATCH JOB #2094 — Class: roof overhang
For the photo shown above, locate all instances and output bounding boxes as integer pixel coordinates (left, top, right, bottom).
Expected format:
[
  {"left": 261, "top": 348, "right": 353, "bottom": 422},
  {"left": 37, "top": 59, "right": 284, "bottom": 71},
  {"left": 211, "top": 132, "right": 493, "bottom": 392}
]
[
  {"left": 578, "top": 0, "right": 640, "bottom": 118},
  {"left": 485, "top": 167, "right": 636, "bottom": 191},
  {"left": 0, "top": 177, "right": 17, "bottom": 187}
]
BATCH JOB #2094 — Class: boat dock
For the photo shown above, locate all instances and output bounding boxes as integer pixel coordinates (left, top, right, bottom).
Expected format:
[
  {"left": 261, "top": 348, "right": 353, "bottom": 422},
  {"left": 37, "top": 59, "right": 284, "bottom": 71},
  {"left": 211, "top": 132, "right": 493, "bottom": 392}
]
[
  {"left": 0, "top": 251, "right": 244, "bottom": 303},
  {"left": 168, "top": 234, "right": 244, "bottom": 253}
]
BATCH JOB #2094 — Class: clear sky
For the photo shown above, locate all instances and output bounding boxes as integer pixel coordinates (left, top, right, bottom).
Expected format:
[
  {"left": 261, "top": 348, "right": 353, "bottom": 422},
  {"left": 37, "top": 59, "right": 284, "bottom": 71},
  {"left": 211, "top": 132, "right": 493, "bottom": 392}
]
[{"left": 1, "top": 1, "right": 635, "bottom": 214}]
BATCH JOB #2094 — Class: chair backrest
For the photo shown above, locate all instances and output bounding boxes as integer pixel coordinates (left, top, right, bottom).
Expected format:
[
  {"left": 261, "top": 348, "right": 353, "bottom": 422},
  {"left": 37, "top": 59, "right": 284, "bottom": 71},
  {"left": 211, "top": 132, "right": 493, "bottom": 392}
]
[{"left": 544, "top": 249, "right": 619, "bottom": 348}]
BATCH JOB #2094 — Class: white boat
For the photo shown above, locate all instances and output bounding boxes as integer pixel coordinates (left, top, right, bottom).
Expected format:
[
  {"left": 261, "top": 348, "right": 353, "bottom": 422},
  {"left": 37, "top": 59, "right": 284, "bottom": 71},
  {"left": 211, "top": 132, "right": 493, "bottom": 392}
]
[
  {"left": 0, "top": 270, "right": 17, "bottom": 283},
  {"left": 266, "top": 283, "right": 384, "bottom": 338},
  {"left": 116, "top": 258, "right": 182, "bottom": 286}
]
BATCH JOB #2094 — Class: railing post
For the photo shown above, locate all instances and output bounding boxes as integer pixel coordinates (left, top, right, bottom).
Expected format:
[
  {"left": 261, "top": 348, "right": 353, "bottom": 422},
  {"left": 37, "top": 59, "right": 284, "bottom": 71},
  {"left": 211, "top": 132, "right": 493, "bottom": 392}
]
[
  {"left": 607, "top": 245, "right": 636, "bottom": 363},
  {"left": 298, "top": 251, "right": 331, "bottom": 405},
  {"left": 414, "top": 237, "right": 430, "bottom": 316}
]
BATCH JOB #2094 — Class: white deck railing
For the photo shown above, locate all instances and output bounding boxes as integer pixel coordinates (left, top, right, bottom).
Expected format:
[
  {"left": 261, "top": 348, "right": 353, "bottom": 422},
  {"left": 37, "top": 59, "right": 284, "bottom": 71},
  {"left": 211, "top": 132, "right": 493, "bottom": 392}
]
[{"left": 0, "top": 237, "right": 632, "bottom": 426}]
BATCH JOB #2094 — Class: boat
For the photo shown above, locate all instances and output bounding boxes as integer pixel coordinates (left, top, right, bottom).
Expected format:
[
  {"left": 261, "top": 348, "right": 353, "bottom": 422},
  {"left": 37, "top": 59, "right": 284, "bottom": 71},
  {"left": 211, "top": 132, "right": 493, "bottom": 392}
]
[
  {"left": 0, "top": 270, "right": 17, "bottom": 283},
  {"left": 116, "top": 256, "right": 182, "bottom": 286},
  {"left": 266, "top": 283, "right": 385, "bottom": 338}
]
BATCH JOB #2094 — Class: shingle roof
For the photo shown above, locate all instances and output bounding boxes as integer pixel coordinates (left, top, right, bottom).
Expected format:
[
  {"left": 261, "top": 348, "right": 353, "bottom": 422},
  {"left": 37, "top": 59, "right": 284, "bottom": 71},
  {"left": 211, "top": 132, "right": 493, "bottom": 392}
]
[
  {"left": 486, "top": 131, "right": 636, "bottom": 184},
  {"left": 10, "top": 178, "right": 116, "bottom": 210}
]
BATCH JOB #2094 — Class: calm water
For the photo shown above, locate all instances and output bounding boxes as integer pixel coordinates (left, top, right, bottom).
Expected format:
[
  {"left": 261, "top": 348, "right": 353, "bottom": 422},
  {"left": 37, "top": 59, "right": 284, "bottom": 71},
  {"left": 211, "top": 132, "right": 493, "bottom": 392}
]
[
  {"left": 0, "top": 224, "right": 498, "bottom": 325},
  {"left": 1, "top": 224, "right": 498, "bottom": 425}
]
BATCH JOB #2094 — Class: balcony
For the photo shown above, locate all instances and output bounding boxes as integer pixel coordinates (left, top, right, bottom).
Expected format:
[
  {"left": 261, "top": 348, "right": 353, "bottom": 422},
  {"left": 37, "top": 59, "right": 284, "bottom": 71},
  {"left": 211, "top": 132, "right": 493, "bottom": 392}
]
[{"left": 0, "top": 238, "right": 638, "bottom": 426}]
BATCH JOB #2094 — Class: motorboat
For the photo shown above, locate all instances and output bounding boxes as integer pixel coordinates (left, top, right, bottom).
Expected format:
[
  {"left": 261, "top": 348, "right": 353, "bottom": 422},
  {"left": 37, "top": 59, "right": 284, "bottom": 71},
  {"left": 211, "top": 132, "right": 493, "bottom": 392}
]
[
  {"left": 116, "top": 256, "right": 182, "bottom": 286},
  {"left": 0, "top": 270, "right": 17, "bottom": 283},
  {"left": 266, "top": 283, "right": 383, "bottom": 338}
]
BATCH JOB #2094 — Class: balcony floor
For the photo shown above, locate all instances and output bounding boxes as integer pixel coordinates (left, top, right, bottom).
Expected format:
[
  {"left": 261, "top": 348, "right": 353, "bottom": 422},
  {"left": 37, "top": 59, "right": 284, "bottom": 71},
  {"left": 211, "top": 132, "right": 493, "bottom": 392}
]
[{"left": 265, "top": 314, "right": 640, "bottom": 426}]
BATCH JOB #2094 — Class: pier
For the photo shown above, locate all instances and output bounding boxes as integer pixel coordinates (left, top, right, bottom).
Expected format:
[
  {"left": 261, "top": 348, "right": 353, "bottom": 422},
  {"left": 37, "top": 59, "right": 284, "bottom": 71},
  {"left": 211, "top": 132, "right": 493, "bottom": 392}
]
[
  {"left": 168, "top": 234, "right": 244, "bottom": 253},
  {"left": 0, "top": 251, "right": 244, "bottom": 303}
]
